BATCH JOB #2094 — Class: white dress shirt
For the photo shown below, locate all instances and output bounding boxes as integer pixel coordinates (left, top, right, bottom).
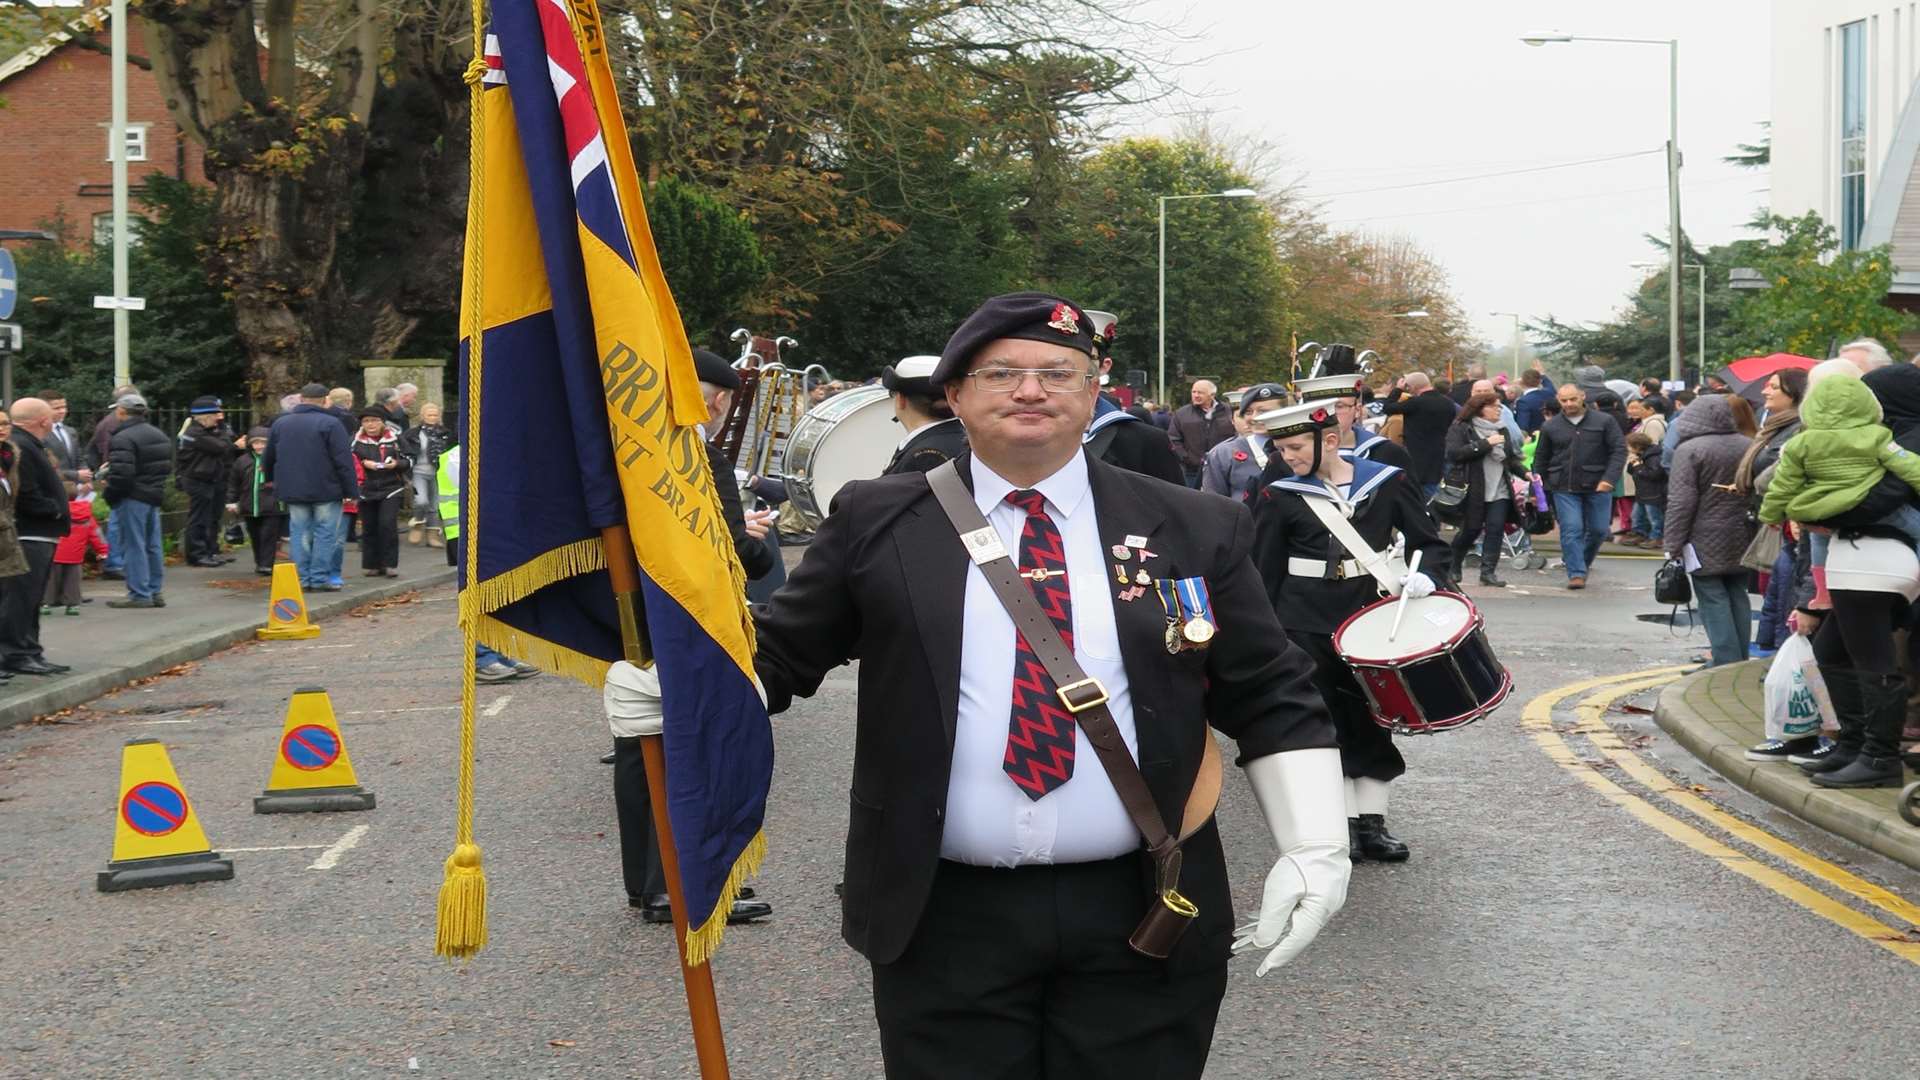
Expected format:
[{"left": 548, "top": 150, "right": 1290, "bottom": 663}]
[{"left": 940, "top": 452, "right": 1142, "bottom": 867}]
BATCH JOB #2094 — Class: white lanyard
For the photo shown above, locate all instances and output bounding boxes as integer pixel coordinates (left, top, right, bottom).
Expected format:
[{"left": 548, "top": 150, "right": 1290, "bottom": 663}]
[{"left": 1245, "top": 435, "right": 1268, "bottom": 470}]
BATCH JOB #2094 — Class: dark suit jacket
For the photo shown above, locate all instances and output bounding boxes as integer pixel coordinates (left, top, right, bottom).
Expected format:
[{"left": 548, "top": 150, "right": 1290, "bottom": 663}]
[
  {"left": 1380, "top": 389, "right": 1459, "bottom": 484},
  {"left": 1098, "top": 418, "right": 1186, "bottom": 485},
  {"left": 883, "top": 417, "right": 968, "bottom": 476},
  {"left": 705, "top": 439, "right": 775, "bottom": 582},
  {"left": 752, "top": 451, "right": 1336, "bottom": 970},
  {"left": 44, "top": 423, "right": 82, "bottom": 484}
]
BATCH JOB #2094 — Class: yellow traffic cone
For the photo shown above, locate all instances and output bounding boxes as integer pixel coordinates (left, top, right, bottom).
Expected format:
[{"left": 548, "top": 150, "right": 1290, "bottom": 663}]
[
  {"left": 256, "top": 562, "right": 321, "bottom": 640},
  {"left": 254, "top": 688, "right": 376, "bottom": 813},
  {"left": 98, "top": 738, "right": 235, "bottom": 892}
]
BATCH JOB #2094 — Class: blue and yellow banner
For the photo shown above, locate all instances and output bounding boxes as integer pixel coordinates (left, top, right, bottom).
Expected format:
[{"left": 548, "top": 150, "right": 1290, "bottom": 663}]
[{"left": 460, "top": 0, "right": 772, "bottom": 963}]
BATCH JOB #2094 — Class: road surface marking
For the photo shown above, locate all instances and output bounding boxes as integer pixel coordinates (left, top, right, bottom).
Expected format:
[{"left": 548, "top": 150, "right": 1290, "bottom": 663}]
[
  {"left": 309, "top": 824, "right": 369, "bottom": 871},
  {"left": 483, "top": 695, "right": 512, "bottom": 717},
  {"left": 1525, "top": 667, "right": 1920, "bottom": 966},
  {"left": 224, "top": 843, "right": 330, "bottom": 853},
  {"left": 1570, "top": 678, "right": 1920, "bottom": 929}
]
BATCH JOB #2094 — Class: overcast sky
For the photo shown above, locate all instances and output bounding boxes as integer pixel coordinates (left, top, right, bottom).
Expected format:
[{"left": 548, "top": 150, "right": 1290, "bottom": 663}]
[{"left": 1126, "top": 0, "right": 1771, "bottom": 349}]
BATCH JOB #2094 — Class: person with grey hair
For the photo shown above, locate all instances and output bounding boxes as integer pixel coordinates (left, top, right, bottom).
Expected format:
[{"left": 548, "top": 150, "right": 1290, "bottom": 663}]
[
  {"left": 1380, "top": 371, "right": 1460, "bottom": 498},
  {"left": 104, "top": 395, "right": 174, "bottom": 611},
  {"left": 1168, "top": 378, "right": 1236, "bottom": 487},
  {"left": 1, "top": 398, "right": 73, "bottom": 671},
  {"left": 1839, "top": 338, "right": 1896, "bottom": 373}
]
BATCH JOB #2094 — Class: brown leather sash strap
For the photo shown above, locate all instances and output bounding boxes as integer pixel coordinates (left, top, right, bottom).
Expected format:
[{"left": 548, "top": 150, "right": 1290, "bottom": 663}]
[{"left": 925, "top": 461, "right": 1184, "bottom": 896}]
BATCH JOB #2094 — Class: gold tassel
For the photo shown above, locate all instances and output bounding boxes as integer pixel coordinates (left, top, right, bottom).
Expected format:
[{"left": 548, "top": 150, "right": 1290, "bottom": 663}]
[
  {"left": 434, "top": 842, "right": 489, "bottom": 958},
  {"left": 682, "top": 829, "right": 767, "bottom": 967},
  {"left": 475, "top": 613, "right": 614, "bottom": 687}
]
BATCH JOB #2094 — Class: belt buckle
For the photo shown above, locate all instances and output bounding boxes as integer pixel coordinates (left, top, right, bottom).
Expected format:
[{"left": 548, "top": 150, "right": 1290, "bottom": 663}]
[
  {"left": 1333, "top": 560, "right": 1348, "bottom": 580},
  {"left": 1056, "top": 677, "right": 1109, "bottom": 714}
]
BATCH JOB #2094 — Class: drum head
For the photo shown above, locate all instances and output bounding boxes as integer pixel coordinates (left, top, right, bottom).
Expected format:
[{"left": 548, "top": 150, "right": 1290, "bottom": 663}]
[
  {"left": 1336, "top": 593, "right": 1474, "bottom": 664},
  {"left": 782, "top": 385, "right": 894, "bottom": 517}
]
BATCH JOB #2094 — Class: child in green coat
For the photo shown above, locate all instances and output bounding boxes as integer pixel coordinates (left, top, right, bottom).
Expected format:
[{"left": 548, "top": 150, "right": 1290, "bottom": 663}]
[{"left": 1758, "top": 374, "right": 1920, "bottom": 558}]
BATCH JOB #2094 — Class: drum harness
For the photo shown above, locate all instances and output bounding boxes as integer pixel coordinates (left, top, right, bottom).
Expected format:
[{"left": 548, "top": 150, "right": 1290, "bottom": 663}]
[{"left": 1295, "top": 488, "right": 1406, "bottom": 597}]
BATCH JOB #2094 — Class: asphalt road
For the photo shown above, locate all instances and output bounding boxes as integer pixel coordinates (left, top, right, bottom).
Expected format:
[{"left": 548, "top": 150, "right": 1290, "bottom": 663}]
[{"left": 3, "top": 555, "right": 1918, "bottom": 1079}]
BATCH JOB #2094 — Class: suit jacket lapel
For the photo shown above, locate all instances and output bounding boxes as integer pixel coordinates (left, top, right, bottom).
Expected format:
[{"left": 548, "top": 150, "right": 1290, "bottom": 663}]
[{"left": 894, "top": 461, "right": 969, "bottom": 752}]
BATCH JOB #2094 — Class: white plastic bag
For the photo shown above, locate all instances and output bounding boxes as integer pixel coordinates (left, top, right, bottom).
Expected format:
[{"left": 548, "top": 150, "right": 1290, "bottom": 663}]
[{"left": 1762, "top": 634, "right": 1827, "bottom": 741}]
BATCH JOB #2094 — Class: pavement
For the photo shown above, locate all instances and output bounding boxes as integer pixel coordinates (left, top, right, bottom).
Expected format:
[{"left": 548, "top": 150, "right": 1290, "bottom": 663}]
[
  {"left": 1655, "top": 658, "right": 1920, "bottom": 871},
  {"left": 5, "top": 552, "right": 1920, "bottom": 1076},
  {"left": 0, "top": 541, "right": 455, "bottom": 731}
]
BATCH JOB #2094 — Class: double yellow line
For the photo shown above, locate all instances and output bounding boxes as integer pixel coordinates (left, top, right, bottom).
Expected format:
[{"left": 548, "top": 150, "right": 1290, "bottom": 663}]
[{"left": 1525, "top": 667, "right": 1920, "bottom": 965}]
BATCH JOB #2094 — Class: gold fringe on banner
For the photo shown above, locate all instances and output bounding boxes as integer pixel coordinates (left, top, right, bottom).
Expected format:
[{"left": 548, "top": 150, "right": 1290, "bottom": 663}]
[
  {"left": 456, "top": 537, "right": 610, "bottom": 627},
  {"left": 475, "top": 612, "right": 614, "bottom": 688},
  {"left": 683, "top": 830, "right": 767, "bottom": 966}
]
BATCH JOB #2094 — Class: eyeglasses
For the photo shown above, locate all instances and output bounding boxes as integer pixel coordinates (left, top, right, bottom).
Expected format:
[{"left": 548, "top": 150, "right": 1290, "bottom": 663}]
[{"left": 965, "top": 367, "right": 1094, "bottom": 393}]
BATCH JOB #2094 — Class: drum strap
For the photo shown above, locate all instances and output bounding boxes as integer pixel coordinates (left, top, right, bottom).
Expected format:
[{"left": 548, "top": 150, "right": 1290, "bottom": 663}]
[
  {"left": 1245, "top": 435, "right": 1268, "bottom": 471},
  {"left": 1300, "top": 494, "right": 1404, "bottom": 595},
  {"left": 925, "top": 462, "right": 1201, "bottom": 920}
]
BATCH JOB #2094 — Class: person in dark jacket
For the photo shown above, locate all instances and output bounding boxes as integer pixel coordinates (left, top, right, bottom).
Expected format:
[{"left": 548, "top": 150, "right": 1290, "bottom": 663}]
[
  {"left": 1530, "top": 384, "right": 1627, "bottom": 589},
  {"left": 227, "top": 426, "right": 286, "bottom": 575},
  {"left": 1081, "top": 313, "right": 1186, "bottom": 486},
  {"left": 1624, "top": 432, "right": 1667, "bottom": 541},
  {"left": 175, "top": 395, "right": 239, "bottom": 567},
  {"left": 350, "top": 406, "right": 411, "bottom": 577},
  {"left": 404, "top": 403, "right": 453, "bottom": 546},
  {"left": 87, "top": 383, "right": 140, "bottom": 579},
  {"left": 103, "top": 395, "right": 173, "bottom": 610},
  {"left": 1444, "top": 392, "right": 1530, "bottom": 587},
  {"left": 1513, "top": 367, "right": 1558, "bottom": 434},
  {"left": 1664, "top": 394, "right": 1761, "bottom": 665},
  {"left": 326, "top": 387, "right": 358, "bottom": 437},
  {"left": 264, "top": 383, "right": 361, "bottom": 592},
  {"left": 1166, "top": 379, "right": 1238, "bottom": 486},
  {"left": 1378, "top": 372, "right": 1459, "bottom": 495},
  {"left": 1, "top": 399, "right": 74, "bottom": 671},
  {"left": 880, "top": 355, "right": 968, "bottom": 476}
]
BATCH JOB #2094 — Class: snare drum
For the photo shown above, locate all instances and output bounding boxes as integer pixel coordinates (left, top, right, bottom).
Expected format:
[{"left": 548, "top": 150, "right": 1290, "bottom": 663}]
[
  {"left": 1332, "top": 591, "right": 1510, "bottom": 734},
  {"left": 782, "top": 386, "right": 895, "bottom": 518}
]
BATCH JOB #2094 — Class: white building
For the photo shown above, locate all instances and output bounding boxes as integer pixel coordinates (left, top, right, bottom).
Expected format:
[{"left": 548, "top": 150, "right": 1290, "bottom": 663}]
[{"left": 1773, "top": 0, "right": 1920, "bottom": 297}]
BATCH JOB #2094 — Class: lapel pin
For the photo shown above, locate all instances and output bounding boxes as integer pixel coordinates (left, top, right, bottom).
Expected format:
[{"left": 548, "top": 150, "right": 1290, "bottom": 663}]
[
  {"left": 1114, "top": 566, "right": 1129, "bottom": 585},
  {"left": 1124, "top": 534, "right": 1149, "bottom": 549},
  {"left": 1134, "top": 569, "right": 1152, "bottom": 586},
  {"left": 1111, "top": 545, "right": 1131, "bottom": 561}
]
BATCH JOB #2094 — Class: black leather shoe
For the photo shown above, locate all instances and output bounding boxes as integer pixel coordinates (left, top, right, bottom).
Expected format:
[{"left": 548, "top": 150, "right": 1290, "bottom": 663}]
[
  {"left": 1352, "top": 814, "right": 1411, "bottom": 862},
  {"left": 1479, "top": 572, "right": 1507, "bottom": 588},
  {"left": 634, "top": 893, "right": 772, "bottom": 924},
  {"left": 599, "top": 750, "right": 617, "bottom": 764},
  {"left": 6, "top": 659, "right": 64, "bottom": 676},
  {"left": 187, "top": 559, "right": 223, "bottom": 568}
]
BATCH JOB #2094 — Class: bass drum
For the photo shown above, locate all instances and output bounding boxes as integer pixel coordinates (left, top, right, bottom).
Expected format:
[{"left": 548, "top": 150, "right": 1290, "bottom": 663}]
[{"left": 782, "top": 385, "right": 895, "bottom": 519}]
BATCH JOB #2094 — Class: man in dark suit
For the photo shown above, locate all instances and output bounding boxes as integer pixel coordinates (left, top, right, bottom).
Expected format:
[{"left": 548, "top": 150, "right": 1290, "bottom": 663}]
[
  {"left": 605, "top": 293, "right": 1351, "bottom": 1078},
  {"left": 2, "top": 399, "right": 74, "bottom": 675},
  {"left": 609, "top": 347, "right": 774, "bottom": 926},
  {"left": 37, "top": 389, "right": 88, "bottom": 488},
  {"left": 1378, "top": 371, "right": 1458, "bottom": 498}
]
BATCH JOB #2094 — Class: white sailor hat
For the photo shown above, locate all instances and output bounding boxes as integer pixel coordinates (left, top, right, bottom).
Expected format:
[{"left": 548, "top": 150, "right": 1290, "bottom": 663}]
[
  {"left": 1084, "top": 309, "right": 1118, "bottom": 353},
  {"left": 1223, "top": 387, "right": 1247, "bottom": 407},
  {"left": 1251, "top": 399, "right": 1339, "bottom": 439},
  {"left": 881, "top": 354, "right": 942, "bottom": 396},
  {"left": 1291, "top": 372, "right": 1367, "bottom": 403}
]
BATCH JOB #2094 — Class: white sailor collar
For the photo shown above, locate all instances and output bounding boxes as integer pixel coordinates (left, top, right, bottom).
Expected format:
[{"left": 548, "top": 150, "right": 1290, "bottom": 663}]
[
  {"left": 1083, "top": 398, "right": 1141, "bottom": 441},
  {"left": 1268, "top": 455, "right": 1400, "bottom": 504},
  {"left": 900, "top": 414, "right": 962, "bottom": 451},
  {"left": 1336, "top": 427, "right": 1384, "bottom": 460},
  {"left": 970, "top": 450, "right": 1091, "bottom": 522}
]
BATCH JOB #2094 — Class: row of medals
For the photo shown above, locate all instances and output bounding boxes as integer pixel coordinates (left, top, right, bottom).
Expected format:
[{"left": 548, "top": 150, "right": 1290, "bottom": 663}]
[{"left": 1111, "top": 543, "right": 1214, "bottom": 655}]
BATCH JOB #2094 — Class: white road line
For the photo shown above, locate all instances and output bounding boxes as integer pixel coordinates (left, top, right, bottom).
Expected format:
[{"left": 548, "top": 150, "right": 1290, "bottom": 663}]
[
  {"left": 308, "top": 824, "right": 369, "bottom": 871},
  {"left": 224, "top": 843, "right": 330, "bottom": 853},
  {"left": 483, "top": 694, "right": 512, "bottom": 717}
]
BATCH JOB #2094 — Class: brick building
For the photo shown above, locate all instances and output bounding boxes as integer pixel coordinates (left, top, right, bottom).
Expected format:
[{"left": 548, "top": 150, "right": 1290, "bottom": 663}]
[{"left": 0, "top": 9, "right": 206, "bottom": 246}]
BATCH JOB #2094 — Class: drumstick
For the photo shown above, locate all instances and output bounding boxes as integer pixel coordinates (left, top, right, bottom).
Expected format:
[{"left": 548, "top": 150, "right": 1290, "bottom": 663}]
[{"left": 1389, "top": 550, "right": 1423, "bottom": 642}]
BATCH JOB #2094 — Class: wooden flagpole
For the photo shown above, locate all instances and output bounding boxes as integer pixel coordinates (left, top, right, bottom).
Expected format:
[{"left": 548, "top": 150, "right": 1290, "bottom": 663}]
[{"left": 601, "top": 523, "right": 732, "bottom": 1079}]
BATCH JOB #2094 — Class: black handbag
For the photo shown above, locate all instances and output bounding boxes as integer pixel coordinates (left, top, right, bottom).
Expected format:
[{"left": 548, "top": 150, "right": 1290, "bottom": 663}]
[{"left": 1654, "top": 558, "right": 1692, "bottom": 605}]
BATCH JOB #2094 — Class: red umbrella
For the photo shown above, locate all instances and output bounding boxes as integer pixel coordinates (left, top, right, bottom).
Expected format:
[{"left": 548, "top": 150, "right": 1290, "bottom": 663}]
[{"left": 1716, "top": 353, "right": 1818, "bottom": 406}]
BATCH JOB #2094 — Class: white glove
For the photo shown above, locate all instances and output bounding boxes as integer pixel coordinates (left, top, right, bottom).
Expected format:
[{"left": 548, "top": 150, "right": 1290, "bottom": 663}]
[
  {"left": 1399, "top": 570, "right": 1436, "bottom": 599},
  {"left": 604, "top": 660, "right": 663, "bottom": 738},
  {"left": 1234, "top": 748, "right": 1350, "bottom": 976}
]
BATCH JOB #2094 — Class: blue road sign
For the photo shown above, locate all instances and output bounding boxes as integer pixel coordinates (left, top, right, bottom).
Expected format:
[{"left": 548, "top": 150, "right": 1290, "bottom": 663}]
[
  {"left": 282, "top": 725, "right": 341, "bottom": 771},
  {"left": 0, "top": 247, "right": 16, "bottom": 321},
  {"left": 122, "top": 781, "right": 187, "bottom": 836}
]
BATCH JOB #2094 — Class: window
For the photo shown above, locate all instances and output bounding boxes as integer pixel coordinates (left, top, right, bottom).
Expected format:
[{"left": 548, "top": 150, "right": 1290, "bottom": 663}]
[
  {"left": 1841, "top": 20, "right": 1867, "bottom": 250},
  {"left": 92, "top": 213, "right": 144, "bottom": 249},
  {"left": 103, "top": 123, "right": 149, "bottom": 163}
]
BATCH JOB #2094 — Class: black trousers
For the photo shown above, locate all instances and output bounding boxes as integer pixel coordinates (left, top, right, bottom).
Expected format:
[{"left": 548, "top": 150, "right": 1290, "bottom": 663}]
[
  {"left": 359, "top": 496, "right": 402, "bottom": 571},
  {"left": 1, "top": 541, "right": 56, "bottom": 665},
  {"left": 1812, "top": 590, "right": 1910, "bottom": 676},
  {"left": 182, "top": 481, "right": 224, "bottom": 563},
  {"left": 1289, "top": 628, "right": 1405, "bottom": 781},
  {"left": 612, "top": 735, "right": 667, "bottom": 899},
  {"left": 871, "top": 858, "right": 1227, "bottom": 1080},
  {"left": 1450, "top": 496, "right": 1509, "bottom": 575},
  {"left": 245, "top": 514, "right": 286, "bottom": 572}
]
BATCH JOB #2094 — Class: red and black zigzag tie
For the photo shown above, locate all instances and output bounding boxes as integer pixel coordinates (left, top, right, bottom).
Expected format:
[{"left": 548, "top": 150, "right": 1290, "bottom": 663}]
[{"left": 1003, "top": 488, "right": 1076, "bottom": 799}]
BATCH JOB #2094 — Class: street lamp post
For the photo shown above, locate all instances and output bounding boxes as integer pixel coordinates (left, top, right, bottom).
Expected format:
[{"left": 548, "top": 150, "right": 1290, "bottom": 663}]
[
  {"left": 1633, "top": 261, "right": 1706, "bottom": 382},
  {"left": 1158, "top": 188, "right": 1258, "bottom": 403},
  {"left": 1524, "top": 32, "right": 1682, "bottom": 383},
  {"left": 1490, "top": 311, "right": 1523, "bottom": 379}
]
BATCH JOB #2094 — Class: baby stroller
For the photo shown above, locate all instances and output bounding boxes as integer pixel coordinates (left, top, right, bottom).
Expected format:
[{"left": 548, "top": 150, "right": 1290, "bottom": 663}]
[{"left": 1456, "top": 477, "right": 1551, "bottom": 573}]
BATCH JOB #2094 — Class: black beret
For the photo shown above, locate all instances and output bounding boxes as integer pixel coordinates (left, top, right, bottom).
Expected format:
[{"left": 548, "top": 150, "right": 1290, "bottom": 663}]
[
  {"left": 1239, "top": 383, "right": 1287, "bottom": 415},
  {"left": 692, "top": 347, "right": 741, "bottom": 391},
  {"left": 356, "top": 404, "right": 389, "bottom": 420},
  {"left": 933, "top": 291, "right": 1097, "bottom": 387}
]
